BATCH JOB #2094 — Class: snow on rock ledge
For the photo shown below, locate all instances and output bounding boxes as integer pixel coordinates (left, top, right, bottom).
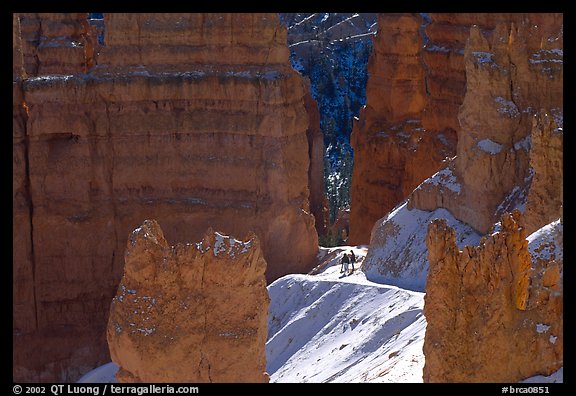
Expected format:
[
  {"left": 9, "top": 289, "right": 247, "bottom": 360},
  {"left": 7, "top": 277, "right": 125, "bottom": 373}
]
[
  {"left": 107, "top": 220, "right": 270, "bottom": 383},
  {"left": 363, "top": 201, "right": 481, "bottom": 292}
]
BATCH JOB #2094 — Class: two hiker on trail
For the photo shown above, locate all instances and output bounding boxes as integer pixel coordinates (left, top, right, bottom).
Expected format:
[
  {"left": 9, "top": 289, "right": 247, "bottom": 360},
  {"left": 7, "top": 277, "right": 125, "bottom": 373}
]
[{"left": 340, "top": 250, "right": 356, "bottom": 275}]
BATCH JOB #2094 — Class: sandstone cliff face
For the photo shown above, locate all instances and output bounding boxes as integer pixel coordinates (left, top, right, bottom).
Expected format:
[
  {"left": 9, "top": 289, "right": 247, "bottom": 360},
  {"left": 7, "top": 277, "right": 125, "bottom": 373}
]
[
  {"left": 411, "top": 16, "right": 563, "bottom": 234},
  {"left": 108, "top": 220, "right": 269, "bottom": 383},
  {"left": 13, "top": 13, "right": 318, "bottom": 382},
  {"left": 15, "top": 13, "right": 95, "bottom": 77},
  {"left": 350, "top": 13, "right": 456, "bottom": 244},
  {"left": 422, "top": 13, "right": 561, "bottom": 138},
  {"left": 524, "top": 110, "right": 563, "bottom": 234},
  {"left": 423, "top": 211, "right": 563, "bottom": 382},
  {"left": 303, "top": 86, "right": 329, "bottom": 236}
]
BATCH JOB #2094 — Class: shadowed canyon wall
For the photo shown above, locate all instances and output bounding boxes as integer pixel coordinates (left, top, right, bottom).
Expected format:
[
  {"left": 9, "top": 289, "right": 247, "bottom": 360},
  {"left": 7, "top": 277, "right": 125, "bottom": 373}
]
[
  {"left": 13, "top": 13, "right": 318, "bottom": 382},
  {"left": 108, "top": 221, "right": 269, "bottom": 383},
  {"left": 303, "top": 86, "right": 330, "bottom": 236}
]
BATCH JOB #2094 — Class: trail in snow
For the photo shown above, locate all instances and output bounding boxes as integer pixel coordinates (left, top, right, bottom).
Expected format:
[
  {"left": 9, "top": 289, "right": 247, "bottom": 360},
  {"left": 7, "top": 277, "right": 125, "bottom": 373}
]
[{"left": 267, "top": 247, "right": 427, "bottom": 383}]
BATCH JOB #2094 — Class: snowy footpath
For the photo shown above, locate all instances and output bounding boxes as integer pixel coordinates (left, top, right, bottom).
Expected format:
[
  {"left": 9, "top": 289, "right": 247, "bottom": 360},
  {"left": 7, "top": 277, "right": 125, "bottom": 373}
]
[{"left": 266, "top": 247, "right": 426, "bottom": 382}]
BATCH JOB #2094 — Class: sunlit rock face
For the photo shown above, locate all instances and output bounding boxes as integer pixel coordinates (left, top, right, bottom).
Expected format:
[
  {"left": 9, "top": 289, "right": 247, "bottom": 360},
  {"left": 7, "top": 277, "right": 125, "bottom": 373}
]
[
  {"left": 13, "top": 12, "right": 318, "bottom": 382},
  {"left": 423, "top": 212, "right": 563, "bottom": 382},
  {"left": 108, "top": 220, "right": 270, "bottom": 383}
]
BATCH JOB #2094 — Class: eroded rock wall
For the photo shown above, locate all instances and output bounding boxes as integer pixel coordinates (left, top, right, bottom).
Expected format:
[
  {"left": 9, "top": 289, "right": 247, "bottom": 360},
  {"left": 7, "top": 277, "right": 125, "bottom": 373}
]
[
  {"left": 423, "top": 211, "right": 563, "bottom": 382},
  {"left": 422, "top": 13, "right": 561, "bottom": 139},
  {"left": 15, "top": 13, "right": 95, "bottom": 77},
  {"left": 350, "top": 13, "right": 455, "bottom": 244},
  {"left": 108, "top": 221, "right": 269, "bottom": 383},
  {"left": 524, "top": 111, "right": 563, "bottom": 234},
  {"left": 412, "top": 17, "right": 562, "bottom": 233},
  {"left": 13, "top": 12, "right": 318, "bottom": 382},
  {"left": 352, "top": 13, "right": 562, "bottom": 243}
]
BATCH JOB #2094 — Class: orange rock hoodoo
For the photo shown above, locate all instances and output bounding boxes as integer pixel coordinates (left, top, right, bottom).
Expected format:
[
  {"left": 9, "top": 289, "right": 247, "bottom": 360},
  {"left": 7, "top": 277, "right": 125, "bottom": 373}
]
[
  {"left": 524, "top": 110, "right": 563, "bottom": 235},
  {"left": 356, "top": 13, "right": 562, "bottom": 382},
  {"left": 423, "top": 211, "right": 563, "bottom": 382},
  {"left": 108, "top": 221, "right": 269, "bottom": 383},
  {"left": 417, "top": 14, "right": 563, "bottom": 382},
  {"left": 13, "top": 13, "right": 318, "bottom": 382}
]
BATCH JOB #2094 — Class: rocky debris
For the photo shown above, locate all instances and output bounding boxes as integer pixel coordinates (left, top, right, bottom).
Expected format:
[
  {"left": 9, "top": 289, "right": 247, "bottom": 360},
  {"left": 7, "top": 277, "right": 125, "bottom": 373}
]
[
  {"left": 524, "top": 110, "right": 563, "bottom": 234},
  {"left": 349, "top": 13, "right": 456, "bottom": 244},
  {"left": 108, "top": 220, "right": 269, "bottom": 383},
  {"left": 13, "top": 13, "right": 318, "bottom": 382},
  {"left": 423, "top": 211, "right": 563, "bottom": 382}
]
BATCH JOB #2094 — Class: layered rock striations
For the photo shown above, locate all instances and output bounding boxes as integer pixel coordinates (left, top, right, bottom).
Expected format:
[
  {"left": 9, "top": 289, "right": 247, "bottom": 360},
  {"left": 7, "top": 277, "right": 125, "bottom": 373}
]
[
  {"left": 13, "top": 13, "right": 318, "bottom": 382},
  {"left": 423, "top": 211, "right": 563, "bottom": 382},
  {"left": 411, "top": 17, "right": 563, "bottom": 234},
  {"left": 349, "top": 13, "right": 456, "bottom": 244},
  {"left": 15, "top": 13, "right": 96, "bottom": 77},
  {"left": 108, "top": 220, "right": 269, "bottom": 383}
]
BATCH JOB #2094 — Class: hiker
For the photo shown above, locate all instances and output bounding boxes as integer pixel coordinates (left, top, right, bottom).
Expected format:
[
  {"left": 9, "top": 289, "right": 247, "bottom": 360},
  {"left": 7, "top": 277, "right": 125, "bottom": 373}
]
[
  {"left": 340, "top": 252, "right": 350, "bottom": 273},
  {"left": 350, "top": 250, "right": 356, "bottom": 273}
]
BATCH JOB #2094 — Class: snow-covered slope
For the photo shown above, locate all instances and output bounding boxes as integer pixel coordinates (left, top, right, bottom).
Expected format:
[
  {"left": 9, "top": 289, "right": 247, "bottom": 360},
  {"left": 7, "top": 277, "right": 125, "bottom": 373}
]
[
  {"left": 76, "top": 362, "right": 118, "bottom": 383},
  {"left": 362, "top": 202, "right": 481, "bottom": 292},
  {"left": 521, "top": 368, "right": 563, "bottom": 383},
  {"left": 267, "top": 248, "right": 426, "bottom": 382},
  {"left": 527, "top": 219, "right": 563, "bottom": 263}
]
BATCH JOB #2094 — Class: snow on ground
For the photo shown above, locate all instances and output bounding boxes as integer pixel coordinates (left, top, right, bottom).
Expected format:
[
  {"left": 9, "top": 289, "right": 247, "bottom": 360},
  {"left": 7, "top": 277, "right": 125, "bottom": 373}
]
[
  {"left": 79, "top": 248, "right": 427, "bottom": 384},
  {"left": 76, "top": 362, "right": 118, "bottom": 383},
  {"left": 363, "top": 202, "right": 481, "bottom": 292},
  {"left": 267, "top": 248, "right": 426, "bottom": 383},
  {"left": 424, "top": 166, "right": 461, "bottom": 193},
  {"left": 527, "top": 219, "right": 563, "bottom": 263},
  {"left": 520, "top": 367, "right": 563, "bottom": 383},
  {"left": 477, "top": 138, "right": 504, "bottom": 154}
]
